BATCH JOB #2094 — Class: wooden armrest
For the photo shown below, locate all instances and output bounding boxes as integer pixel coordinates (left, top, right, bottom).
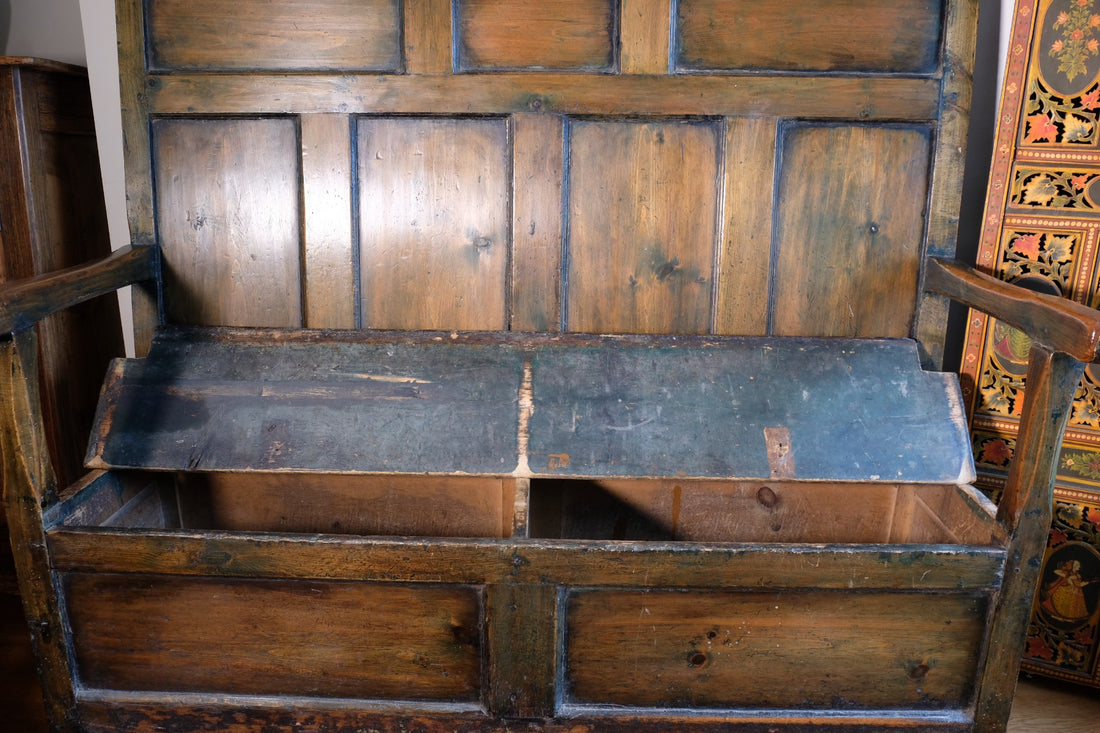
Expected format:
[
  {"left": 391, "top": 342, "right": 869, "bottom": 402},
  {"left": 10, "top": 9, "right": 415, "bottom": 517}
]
[
  {"left": 0, "top": 245, "right": 158, "bottom": 334},
  {"left": 925, "top": 257, "right": 1100, "bottom": 363}
]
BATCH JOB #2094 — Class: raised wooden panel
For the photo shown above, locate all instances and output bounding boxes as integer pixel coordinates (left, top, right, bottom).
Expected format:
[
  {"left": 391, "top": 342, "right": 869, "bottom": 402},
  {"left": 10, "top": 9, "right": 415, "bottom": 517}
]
[
  {"left": 179, "top": 473, "right": 515, "bottom": 538},
  {"left": 566, "top": 119, "right": 717, "bottom": 334},
  {"left": 455, "top": 0, "right": 616, "bottom": 72},
  {"left": 566, "top": 589, "right": 986, "bottom": 709},
  {"left": 145, "top": 0, "right": 402, "bottom": 72},
  {"left": 675, "top": 0, "right": 942, "bottom": 74},
  {"left": 152, "top": 117, "right": 302, "bottom": 327},
  {"left": 771, "top": 124, "right": 931, "bottom": 338},
  {"left": 620, "top": 0, "right": 671, "bottom": 74},
  {"left": 357, "top": 116, "right": 510, "bottom": 330},
  {"left": 66, "top": 574, "right": 482, "bottom": 700}
]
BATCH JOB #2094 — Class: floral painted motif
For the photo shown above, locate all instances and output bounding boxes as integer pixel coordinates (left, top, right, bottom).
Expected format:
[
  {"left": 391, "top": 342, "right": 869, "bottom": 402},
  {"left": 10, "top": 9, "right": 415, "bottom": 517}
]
[
  {"left": 1001, "top": 230, "right": 1077, "bottom": 287},
  {"left": 1050, "top": 0, "right": 1100, "bottom": 82},
  {"left": 1023, "top": 77, "right": 1099, "bottom": 145},
  {"left": 1012, "top": 168, "right": 1099, "bottom": 208}
]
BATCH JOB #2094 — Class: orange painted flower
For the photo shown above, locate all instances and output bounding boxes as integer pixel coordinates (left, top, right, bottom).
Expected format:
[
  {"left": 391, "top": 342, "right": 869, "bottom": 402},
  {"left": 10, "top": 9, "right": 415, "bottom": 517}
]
[
  {"left": 979, "top": 438, "right": 1013, "bottom": 466},
  {"left": 1073, "top": 28, "right": 1085, "bottom": 41},
  {"left": 1058, "top": 10, "right": 1070, "bottom": 24},
  {"left": 1072, "top": 173, "right": 1093, "bottom": 190},
  {"left": 1079, "top": 0, "right": 1090, "bottom": 8},
  {"left": 1053, "top": 39, "right": 1066, "bottom": 54},
  {"left": 1091, "top": 13, "right": 1100, "bottom": 27},
  {"left": 1081, "top": 86, "right": 1100, "bottom": 109}
]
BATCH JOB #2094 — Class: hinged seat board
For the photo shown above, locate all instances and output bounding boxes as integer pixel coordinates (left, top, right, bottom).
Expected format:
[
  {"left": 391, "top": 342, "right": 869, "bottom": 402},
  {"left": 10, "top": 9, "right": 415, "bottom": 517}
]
[{"left": 88, "top": 328, "right": 974, "bottom": 483}]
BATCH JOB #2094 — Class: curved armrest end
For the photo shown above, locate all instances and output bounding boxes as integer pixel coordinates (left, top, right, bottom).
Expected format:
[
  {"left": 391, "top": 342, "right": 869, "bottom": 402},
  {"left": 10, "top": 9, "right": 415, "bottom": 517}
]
[{"left": 926, "top": 257, "right": 1100, "bottom": 363}]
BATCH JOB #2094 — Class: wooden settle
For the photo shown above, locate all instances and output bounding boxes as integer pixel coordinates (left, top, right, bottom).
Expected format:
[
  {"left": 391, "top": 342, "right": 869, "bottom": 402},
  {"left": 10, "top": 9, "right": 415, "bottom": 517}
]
[{"left": 1, "top": 1, "right": 1098, "bottom": 731}]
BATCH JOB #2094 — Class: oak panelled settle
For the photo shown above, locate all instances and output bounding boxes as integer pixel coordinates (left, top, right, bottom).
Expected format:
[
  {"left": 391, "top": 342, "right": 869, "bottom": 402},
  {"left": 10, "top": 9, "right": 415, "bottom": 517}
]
[{"left": 1, "top": 1, "right": 1097, "bottom": 731}]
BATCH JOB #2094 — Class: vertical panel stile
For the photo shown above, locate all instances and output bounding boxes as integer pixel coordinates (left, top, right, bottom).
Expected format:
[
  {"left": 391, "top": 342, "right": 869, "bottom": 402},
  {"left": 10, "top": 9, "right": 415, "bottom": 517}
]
[
  {"left": 714, "top": 117, "right": 778, "bottom": 336},
  {"left": 620, "top": 0, "right": 671, "bottom": 74},
  {"left": 512, "top": 114, "right": 564, "bottom": 332},
  {"left": 405, "top": 0, "right": 454, "bottom": 74},
  {"left": 301, "top": 114, "right": 356, "bottom": 329}
]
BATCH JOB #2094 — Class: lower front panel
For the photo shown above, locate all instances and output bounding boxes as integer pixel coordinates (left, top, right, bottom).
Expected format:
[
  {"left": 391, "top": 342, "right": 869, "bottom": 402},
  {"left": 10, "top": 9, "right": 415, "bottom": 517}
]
[
  {"left": 565, "top": 588, "right": 987, "bottom": 710},
  {"left": 64, "top": 574, "right": 482, "bottom": 701}
]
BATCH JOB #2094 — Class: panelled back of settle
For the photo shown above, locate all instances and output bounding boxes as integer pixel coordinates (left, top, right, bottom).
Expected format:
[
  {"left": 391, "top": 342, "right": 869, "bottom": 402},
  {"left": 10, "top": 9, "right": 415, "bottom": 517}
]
[{"left": 1, "top": 1, "right": 1098, "bottom": 732}]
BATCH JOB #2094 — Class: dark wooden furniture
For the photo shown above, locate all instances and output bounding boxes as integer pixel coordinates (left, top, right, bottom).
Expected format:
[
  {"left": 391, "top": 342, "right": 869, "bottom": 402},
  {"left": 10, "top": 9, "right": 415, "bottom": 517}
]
[
  {"left": 958, "top": 0, "right": 1100, "bottom": 690},
  {"left": 1, "top": 2, "right": 1098, "bottom": 732}
]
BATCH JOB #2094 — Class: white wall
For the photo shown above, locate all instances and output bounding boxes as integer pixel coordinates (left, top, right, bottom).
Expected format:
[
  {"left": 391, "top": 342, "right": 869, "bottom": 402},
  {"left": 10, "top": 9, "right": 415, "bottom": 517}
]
[{"left": 2, "top": 0, "right": 86, "bottom": 66}]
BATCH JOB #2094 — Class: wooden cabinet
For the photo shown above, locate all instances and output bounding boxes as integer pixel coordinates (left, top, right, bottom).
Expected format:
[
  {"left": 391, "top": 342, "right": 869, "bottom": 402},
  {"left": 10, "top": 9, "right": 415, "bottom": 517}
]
[{"left": 960, "top": 0, "right": 1100, "bottom": 690}]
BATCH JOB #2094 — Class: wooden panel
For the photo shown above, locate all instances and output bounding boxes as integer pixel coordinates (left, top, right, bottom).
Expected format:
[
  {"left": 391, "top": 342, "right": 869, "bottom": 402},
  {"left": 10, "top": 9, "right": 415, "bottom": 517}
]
[
  {"left": 301, "top": 114, "right": 355, "bottom": 328},
  {"left": 566, "top": 589, "right": 986, "bottom": 709},
  {"left": 146, "top": 0, "right": 402, "bottom": 71},
  {"left": 405, "top": 0, "right": 453, "bottom": 73},
  {"left": 456, "top": 0, "right": 615, "bottom": 72},
  {"left": 511, "top": 113, "right": 564, "bottom": 331},
  {"left": 566, "top": 119, "right": 717, "bottom": 334},
  {"left": 66, "top": 573, "right": 481, "bottom": 700},
  {"left": 771, "top": 125, "right": 931, "bottom": 338},
  {"left": 620, "top": 0, "right": 671, "bottom": 74},
  {"left": 153, "top": 118, "right": 302, "bottom": 327},
  {"left": 714, "top": 117, "right": 777, "bottom": 335},
  {"left": 180, "top": 473, "right": 514, "bottom": 538},
  {"left": 357, "top": 117, "right": 510, "bottom": 330},
  {"left": 675, "top": 0, "right": 942, "bottom": 73}
]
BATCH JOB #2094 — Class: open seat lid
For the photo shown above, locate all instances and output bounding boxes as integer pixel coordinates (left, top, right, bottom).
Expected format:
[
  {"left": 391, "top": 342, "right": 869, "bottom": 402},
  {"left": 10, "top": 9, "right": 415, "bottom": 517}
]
[{"left": 87, "top": 327, "right": 975, "bottom": 484}]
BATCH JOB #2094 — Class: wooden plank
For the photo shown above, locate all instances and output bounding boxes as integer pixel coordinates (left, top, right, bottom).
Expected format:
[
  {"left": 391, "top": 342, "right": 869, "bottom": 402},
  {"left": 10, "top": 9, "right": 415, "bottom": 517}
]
[
  {"left": 179, "top": 473, "right": 512, "bottom": 538},
  {"left": 675, "top": 0, "right": 943, "bottom": 73},
  {"left": 525, "top": 337, "right": 975, "bottom": 483},
  {"left": 486, "top": 583, "right": 559, "bottom": 718},
  {"left": 84, "top": 329, "right": 974, "bottom": 484},
  {"left": 511, "top": 113, "right": 564, "bottom": 332},
  {"left": 146, "top": 74, "right": 942, "bottom": 120},
  {"left": 65, "top": 573, "right": 482, "bottom": 700},
  {"left": 152, "top": 118, "right": 302, "bottom": 327},
  {"left": 620, "top": 0, "right": 670, "bottom": 74},
  {"left": 771, "top": 125, "right": 931, "bottom": 338},
  {"left": 73, "top": 697, "right": 974, "bottom": 733},
  {"left": 565, "top": 119, "right": 718, "bottom": 334},
  {"left": 86, "top": 331, "right": 525, "bottom": 475},
  {"left": 456, "top": 0, "right": 615, "bottom": 72},
  {"left": 301, "top": 114, "right": 355, "bottom": 329},
  {"left": 405, "top": 0, "right": 453, "bottom": 73},
  {"left": 146, "top": 0, "right": 402, "bottom": 71},
  {"left": 565, "top": 589, "right": 986, "bottom": 710},
  {"left": 46, "top": 531, "right": 1006, "bottom": 591},
  {"left": 357, "top": 116, "right": 510, "bottom": 330},
  {"left": 714, "top": 117, "right": 777, "bottom": 335}
]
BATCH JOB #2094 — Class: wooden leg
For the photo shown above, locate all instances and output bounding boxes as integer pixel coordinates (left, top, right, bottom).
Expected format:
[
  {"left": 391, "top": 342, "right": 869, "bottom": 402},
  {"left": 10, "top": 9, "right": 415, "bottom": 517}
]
[
  {"left": 0, "top": 330, "right": 79, "bottom": 731},
  {"left": 974, "top": 344, "right": 1086, "bottom": 733}
]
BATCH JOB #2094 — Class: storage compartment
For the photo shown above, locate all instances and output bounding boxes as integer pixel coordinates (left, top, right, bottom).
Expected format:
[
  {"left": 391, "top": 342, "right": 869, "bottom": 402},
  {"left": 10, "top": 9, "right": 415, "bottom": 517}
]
[{"left": 52, "top": 471, "right": 1000, "bottom": 547}]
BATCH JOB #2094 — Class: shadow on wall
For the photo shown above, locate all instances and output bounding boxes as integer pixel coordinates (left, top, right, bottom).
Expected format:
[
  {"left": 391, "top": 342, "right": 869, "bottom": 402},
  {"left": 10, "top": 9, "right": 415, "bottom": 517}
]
[{"left": 0, "top": 1, "right": 10, "bottom": 56}]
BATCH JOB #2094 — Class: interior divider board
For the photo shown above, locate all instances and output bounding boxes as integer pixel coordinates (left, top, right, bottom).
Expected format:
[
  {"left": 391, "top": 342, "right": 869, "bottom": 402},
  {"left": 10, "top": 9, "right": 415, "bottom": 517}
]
[
  {"left": 144, "top": 75, "right": 942, "bottom": 120},
  {"left": 404, "top": 0, "right": 453, "bottom": 74},
  {"left": 620, "top": 0, "right": 671, "bottom": 74},
  {"left": 45, "top": 531, "right": 1007, "bottom": 591}
]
